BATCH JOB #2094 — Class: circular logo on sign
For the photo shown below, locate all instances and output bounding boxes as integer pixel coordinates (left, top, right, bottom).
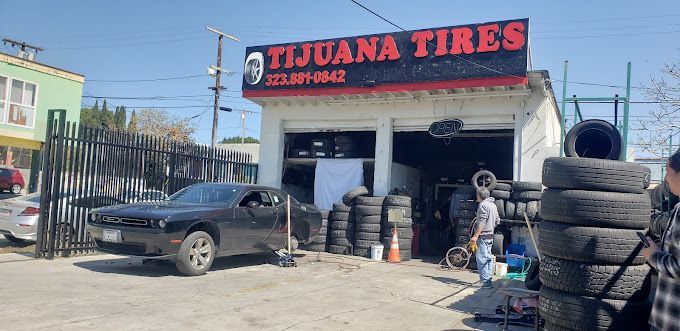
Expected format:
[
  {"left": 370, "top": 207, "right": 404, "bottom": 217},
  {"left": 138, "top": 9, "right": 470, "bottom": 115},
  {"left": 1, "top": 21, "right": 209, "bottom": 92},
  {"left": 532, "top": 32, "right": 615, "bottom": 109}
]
[{"left": 244, "top": 52, "right": 264, "bottom": 85}]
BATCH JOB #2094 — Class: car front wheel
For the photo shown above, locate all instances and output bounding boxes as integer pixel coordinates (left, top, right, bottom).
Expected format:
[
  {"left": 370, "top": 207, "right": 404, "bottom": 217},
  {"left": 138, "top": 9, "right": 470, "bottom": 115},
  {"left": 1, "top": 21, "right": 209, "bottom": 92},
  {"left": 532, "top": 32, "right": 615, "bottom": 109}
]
[
  {"left": 175, "top": 231, "right": 215, "bottom": 276},
  {"left": 10, "top": 184, "right": 21, "bottom": 194}
]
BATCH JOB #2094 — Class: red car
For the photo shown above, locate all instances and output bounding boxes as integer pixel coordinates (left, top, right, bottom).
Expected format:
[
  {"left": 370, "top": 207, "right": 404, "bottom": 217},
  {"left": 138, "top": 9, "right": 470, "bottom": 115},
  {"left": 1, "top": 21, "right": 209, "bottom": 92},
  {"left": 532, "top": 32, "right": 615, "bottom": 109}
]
[{"left": 0, "top": 168, "right": 25, "bottom": 194}]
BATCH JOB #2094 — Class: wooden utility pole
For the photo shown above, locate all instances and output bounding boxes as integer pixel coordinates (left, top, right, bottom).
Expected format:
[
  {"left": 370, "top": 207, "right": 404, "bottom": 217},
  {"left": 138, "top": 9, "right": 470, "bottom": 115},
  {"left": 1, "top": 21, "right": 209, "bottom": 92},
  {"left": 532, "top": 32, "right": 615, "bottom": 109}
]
[{"left": 206, "top": 26, "right": 239, "bottom": 148}]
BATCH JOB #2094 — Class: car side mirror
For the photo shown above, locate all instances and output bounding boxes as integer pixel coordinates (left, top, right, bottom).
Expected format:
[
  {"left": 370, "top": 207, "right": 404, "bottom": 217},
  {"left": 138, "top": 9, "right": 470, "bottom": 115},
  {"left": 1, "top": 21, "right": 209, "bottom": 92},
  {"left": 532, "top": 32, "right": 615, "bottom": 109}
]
[{"left": 247, "top": 201, "right": 260, "bottom": 209}]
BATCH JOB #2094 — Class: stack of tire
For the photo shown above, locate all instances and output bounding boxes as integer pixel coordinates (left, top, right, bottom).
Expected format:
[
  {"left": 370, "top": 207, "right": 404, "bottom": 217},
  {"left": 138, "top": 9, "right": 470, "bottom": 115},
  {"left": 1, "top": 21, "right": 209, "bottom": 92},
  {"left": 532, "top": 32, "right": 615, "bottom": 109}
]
[
  {"left": 380, "top": 195, "right": 414, "bottom": 261},
  {"left": 353, "top": 196, "right": 385, "bottom": 258},
  {"left": 450, "top": 186, "right": 478, "bottom": 249},
  {"left": 537, "top": 157, "right": 653, "bottom": 330},
  {"left": 302, "top": 210, "right": 330, "bottom": 252},
  {"left": 509, "top": 182, "right": 542, "bottom": 221},
  {"left": 310, "top": 138, "right": 333, "bottom": 158},
  {"left": 333, "top": 135, "right": 358, "bottom": 159},
  {"left": 328, "top": 186, "right": 369, "bottom": 255}
]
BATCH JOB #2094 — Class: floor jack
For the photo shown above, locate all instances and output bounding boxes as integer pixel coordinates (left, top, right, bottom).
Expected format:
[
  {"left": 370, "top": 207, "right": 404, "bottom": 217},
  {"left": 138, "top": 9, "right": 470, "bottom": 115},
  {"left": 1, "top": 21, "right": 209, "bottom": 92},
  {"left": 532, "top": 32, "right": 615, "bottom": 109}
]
[
  {"left": 474, "top": 305, "right": 544, "bottom": 330},
  {"left": 271, "top": 249, "right": 297, "bottom": 268}
]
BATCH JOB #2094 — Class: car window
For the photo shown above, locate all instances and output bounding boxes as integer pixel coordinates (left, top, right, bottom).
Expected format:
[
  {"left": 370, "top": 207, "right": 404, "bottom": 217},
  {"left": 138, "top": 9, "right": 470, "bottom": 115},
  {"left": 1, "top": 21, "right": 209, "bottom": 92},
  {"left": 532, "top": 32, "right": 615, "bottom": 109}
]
[
  {"left": 168, "top": 184, "right": 239, "bottom": 204},
  {"left": 0, "top": 169, "right": 9, "bottom": 177},
  {"left": 238, "top": 191, "right": 273, "bottom": 207},
  {"left": 269, "top": 192, "right": 286, "bottom": 206}
]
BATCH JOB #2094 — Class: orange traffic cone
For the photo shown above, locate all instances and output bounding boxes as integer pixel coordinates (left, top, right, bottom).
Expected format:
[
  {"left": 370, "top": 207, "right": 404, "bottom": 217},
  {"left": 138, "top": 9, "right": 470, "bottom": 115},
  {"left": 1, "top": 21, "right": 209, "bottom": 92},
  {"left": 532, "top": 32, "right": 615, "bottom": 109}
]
[{"left": 387, "top": 227, "right": 401, "bottom": 263}]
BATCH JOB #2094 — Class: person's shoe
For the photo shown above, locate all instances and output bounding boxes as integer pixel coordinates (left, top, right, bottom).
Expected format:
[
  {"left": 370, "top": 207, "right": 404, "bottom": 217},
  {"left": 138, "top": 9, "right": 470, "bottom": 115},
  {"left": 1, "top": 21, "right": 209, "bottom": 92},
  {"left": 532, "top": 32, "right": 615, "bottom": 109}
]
[{"left": 481, "top": 281, "right": 494, "bottom": 289}]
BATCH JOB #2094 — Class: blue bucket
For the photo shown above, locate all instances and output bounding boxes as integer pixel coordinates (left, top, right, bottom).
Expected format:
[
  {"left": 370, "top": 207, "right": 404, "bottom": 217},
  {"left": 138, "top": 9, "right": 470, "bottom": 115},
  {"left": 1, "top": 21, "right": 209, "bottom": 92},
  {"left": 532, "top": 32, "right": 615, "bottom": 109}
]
[{"left": 505, "top": 244, "right": 526, "bottom": 268}]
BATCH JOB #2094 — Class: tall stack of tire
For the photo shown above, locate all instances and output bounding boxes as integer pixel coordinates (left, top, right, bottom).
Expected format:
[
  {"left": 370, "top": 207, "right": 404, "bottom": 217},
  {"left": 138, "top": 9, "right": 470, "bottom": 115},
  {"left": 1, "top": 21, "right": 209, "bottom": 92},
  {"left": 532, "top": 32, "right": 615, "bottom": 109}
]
[
  {"left": 538, "top": 157, "right": 653, "bottom": 330},
  {"left": 492, "top": 182, "right": 542, "bottom": 221},
  {"left": 328, "top": 203, "right": 353, "bottom": 255},
  {"left": 303, "top": 210, "right": 330, "bottom": 252},
  {"left": 353, "top": 196, "right": 384, "bottom": 258},
  {"left": 381, "top": 195, "right": 414, "bottom": 261},
  {"left": 450, "top": 186, "right": 478, "bottom": 249}
]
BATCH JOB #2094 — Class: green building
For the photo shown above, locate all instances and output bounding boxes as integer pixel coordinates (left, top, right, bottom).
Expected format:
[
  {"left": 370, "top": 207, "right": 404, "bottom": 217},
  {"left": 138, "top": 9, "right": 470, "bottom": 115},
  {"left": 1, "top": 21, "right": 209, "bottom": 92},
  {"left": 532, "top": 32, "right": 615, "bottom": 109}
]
[{"left": 0, "top": 52, "right": 84, "bottom": 192}]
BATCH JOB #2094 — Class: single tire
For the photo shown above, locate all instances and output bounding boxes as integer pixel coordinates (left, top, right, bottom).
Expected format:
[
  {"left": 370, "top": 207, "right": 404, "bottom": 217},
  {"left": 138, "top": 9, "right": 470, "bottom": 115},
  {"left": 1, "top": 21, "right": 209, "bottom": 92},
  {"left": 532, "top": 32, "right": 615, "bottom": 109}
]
[
  {"left": 540, "top": 189, "right": 651, "bottom": 229},
  {"left": 505, "top": 201, "right": 516, "bottom": 220},
  {"left": 353, "top": 247, "right": 371, "bottom": 258},
  {"left": 333, "top": 203, "right": 351, "bottom": 212},
  {"left": 331, "top": 221, "right": 349, "bottom": 230},
  {"left": 382, "top": 206, "right": 412, "bottom": 218},
  {"left": 524, "top": 259, "right": 541, "bottom": 291},
  {"left": 356, "top": 223, "right": 381, "bottom": 232},
  {"left": 355, "top": 196, "right": 385, "bottom": 206},
  {"left": 330, "top": 230, "right": 347, "bottom": 238},
  {"left": 354, "top": 205, "right": 383, "bottom": 216},
  {"left": 538, "top": 221, "right": 646, "bottom": 265},
  {"left": 383, "top": 249, "right": 412, "bottom": 261},
  {"left": 514, "top": 202, "right": 527, "bottom": 220},
  {"left": 357, "top": 215, "right": 381, "bottom": 224},
  {"left": 331, "top": 238, "right": 352, "bottom": 246},
  {"left": 491, "top": 190, "right": 511, "bottom": 200},
  {"left": 290, "top": 149, "right": 311, "bottom": 158},
  {"left": 333, "top": 152, "right": 357, "bottom": 158},
  {"left": 471, "top": 170, "right": 497, "bottom": 191},
  {"left": 355, "top": 232, "right": 381, "bottom": 241},
  {"left": 511, "top": 191, "right": 543, "bottom": 201},
  {"left": 564, "top": 119, "right": 622, "bottom": 160},
  {"left": 10, "top": 184, "right": 21, "bottom": 194},
  {"left": 355, "top": 240, "right": 380, "bottom": 249},
  {"left": 334, "top": 143, "right": 357, "bottom": 152},
  {"left": 384, "top": 217, "right": 413, "bottom": 228},
  {"left": 383, "top": 228, "right": 414, "bottom": 239},
  {"left": 320, "top": 210, "right": 330, "bottom": 219},
  {"left": 383, "top": 195, "right": 412, "bottom": 207},
  {"left": 380, "top": 237, "right": 412, "bottom": 249},
  {"left": 526, "top": 201, "right": 538, "bottom": 221},
  {"left": 331, "top": 212, "right": 350, "bottom": 221},
  {"left": 512, "top": 181, "right": 543, "bottom": 192},
  {"left": 494, "top": 182, "right": 512, "bottom": 192},
  {"left": 175, "top": 231, "right": 215, "bottom": 276},
  {"left": 542, "top": 157, "right": 651, "bottom": 193},
  {"left": 310, "top": 236, "right": 327, "bottom": 244},
  {"left": 304, "top": 243, "right": 327, "bottom": 252},
  {"left": 328, "top": 245, "right": 348, "bottom": 255},
  {"left": 539, "top": 286, "right": 650, "bottom": 331},
  {"left": 342, "top": 186, "right": 369, "bottom": 205},
  {"left": 539, "top": 254, "right": 651, "bottom": 300},
  {"left": 334, "top": 135, "right": 354, "bottom": 145},
  {"left": 495, "top": 199, "right": 506, "bottom": 219}
]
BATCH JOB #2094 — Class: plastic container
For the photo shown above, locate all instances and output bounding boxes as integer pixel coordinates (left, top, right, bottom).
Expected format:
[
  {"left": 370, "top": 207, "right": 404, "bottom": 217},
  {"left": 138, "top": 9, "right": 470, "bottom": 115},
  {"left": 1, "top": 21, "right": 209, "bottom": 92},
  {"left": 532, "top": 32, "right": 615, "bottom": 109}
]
[
  {"left": 494, "top": 262, "right": 508, "bottom": 277},
  {"left": 505, "top": 244, "right": 526, "bottom": 268},
  {"left": 371, "top": 244, "right": 384, "bottom": 261}
]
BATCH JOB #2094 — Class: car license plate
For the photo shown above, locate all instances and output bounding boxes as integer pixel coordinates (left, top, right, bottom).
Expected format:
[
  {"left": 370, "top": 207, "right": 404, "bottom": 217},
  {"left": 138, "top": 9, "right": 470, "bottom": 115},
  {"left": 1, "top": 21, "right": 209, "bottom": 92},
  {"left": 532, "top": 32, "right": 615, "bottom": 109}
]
[
  {"left": 102, "top": 229, "right": 121, "bottom": 243},
  {"left": 0, "top": 208, "right": 10, "bottom": 217}
]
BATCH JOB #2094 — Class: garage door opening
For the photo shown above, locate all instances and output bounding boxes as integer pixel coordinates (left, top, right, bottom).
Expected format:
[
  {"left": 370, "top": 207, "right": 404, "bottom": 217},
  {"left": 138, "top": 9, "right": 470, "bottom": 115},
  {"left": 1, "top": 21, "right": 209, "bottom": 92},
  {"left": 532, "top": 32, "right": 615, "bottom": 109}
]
[{"left": 391, "top": 130, "right": 514, "bottom": 255}]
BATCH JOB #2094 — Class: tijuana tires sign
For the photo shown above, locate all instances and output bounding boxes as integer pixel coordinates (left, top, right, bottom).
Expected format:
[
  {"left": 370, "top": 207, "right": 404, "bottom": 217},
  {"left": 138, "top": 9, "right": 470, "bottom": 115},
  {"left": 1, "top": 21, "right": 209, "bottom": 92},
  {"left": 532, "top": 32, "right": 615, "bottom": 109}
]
[{"left": 242, "top": 18, "right": 529, "bottom": 97}]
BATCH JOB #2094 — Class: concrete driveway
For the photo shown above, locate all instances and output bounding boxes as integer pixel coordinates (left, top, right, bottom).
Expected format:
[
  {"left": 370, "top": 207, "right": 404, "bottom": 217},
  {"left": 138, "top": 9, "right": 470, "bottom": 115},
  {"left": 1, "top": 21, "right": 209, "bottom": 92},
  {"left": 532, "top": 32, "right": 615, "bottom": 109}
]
[{"left": 0, "top": 251, "right": 532, "bottom": 330}]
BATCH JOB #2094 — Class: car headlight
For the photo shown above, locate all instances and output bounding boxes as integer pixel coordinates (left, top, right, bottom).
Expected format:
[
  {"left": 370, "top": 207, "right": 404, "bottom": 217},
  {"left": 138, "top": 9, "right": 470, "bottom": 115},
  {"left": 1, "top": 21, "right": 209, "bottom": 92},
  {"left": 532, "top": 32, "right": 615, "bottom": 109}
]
[
  {"left": 90, "top": 214, "right": 97, "bottom": 222},
  {"left": 158, "top": 219, "right": 167, "bottom": 229}
]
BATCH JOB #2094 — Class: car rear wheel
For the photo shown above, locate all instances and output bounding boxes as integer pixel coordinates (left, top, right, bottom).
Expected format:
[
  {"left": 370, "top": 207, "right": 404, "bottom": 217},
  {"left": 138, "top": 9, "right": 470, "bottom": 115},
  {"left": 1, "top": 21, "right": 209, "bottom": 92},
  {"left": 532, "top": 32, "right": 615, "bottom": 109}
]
[
  {"left": 10, "top": 184, "right": 21, "bottom": 194},
  {"left": 175, "top": 231, "right": 215, "bottom": 276},
  {"left": 5, "top": 235, "right": 27, "bottom": 245}
]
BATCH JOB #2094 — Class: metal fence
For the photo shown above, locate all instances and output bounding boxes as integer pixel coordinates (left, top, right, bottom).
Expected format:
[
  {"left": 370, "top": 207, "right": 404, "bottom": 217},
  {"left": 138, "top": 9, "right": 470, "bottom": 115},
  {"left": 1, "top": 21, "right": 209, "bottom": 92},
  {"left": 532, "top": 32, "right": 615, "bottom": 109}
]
[{"left": 35, "top": 113, "right": 258, "bottom": 258}]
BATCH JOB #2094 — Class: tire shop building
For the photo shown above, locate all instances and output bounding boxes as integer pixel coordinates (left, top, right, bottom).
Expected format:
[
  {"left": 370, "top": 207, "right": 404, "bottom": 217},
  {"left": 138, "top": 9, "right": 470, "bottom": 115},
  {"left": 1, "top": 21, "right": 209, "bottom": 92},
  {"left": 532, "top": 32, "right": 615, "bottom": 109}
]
[{"left": 241, "top": 18, "right": 561, "bottom": 249}]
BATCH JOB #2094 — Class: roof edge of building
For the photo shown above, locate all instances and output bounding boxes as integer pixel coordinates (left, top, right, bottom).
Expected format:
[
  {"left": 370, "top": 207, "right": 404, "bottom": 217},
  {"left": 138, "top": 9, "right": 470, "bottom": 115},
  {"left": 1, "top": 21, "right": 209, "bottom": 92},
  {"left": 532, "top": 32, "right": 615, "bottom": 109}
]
[{"left": 0, "top": 52, "right": 85, "bottom": 83}]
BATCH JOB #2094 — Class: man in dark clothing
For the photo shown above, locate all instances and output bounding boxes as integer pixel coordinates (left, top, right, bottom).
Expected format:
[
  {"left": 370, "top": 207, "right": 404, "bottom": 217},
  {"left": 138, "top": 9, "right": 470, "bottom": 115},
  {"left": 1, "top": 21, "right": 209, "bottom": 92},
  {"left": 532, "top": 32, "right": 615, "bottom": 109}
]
[{"left": 471, "top": 187, "right": 500, "bottom": 288}]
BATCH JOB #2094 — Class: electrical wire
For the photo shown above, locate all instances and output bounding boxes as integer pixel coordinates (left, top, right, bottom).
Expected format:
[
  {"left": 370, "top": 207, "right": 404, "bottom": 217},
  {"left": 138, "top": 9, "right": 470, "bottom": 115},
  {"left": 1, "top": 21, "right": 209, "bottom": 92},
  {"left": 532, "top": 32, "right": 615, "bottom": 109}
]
[
  {"left": 88, "top": 74, "right": 207, "bottom": 83},
  {"left": 531, "top": 14, "right": 680, "bottom": 25},
  {"left": 534, "top": 29, "right": 680, "bottom": 40}
]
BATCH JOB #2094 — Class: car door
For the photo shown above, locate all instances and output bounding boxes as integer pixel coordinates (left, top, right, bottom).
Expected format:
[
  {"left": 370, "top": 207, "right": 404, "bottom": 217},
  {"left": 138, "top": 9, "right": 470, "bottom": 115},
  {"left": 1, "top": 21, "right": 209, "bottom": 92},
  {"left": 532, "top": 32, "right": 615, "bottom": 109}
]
[
  {"left": 233, "top": 190, "right": 279, "bottom": 251},
  {"left": 267, "top": 191, "right": 289, "bottom": 246},
  {"left": 0, "top": 169, "right": 10, "bottom": 190}
]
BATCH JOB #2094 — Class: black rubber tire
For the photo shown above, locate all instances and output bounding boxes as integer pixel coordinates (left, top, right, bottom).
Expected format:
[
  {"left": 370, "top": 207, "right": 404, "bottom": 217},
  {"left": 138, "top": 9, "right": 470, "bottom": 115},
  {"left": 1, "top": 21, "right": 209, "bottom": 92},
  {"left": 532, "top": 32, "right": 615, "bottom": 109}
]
[
  {"left": 356, "top": 215, "right": 381, "bottom": 225},
  {"left": 334, "top": 143, "right": 357, "bottom": 152},
  {"left": 332, "top": 203, "right": 351, "bottom": 212},
  {"left": 539, "top": 286, "right": 650, "bottom": 331},
  {"left": 526, "top": 201, "right": 538, "bottom": 221},
  {"left": 380, "top": 238, "right": 412, "bottom": 250},
  {"left": 383, "top": 228, "right": 414, "bottom": 239},
  {"left": 310, "top": 235, "right": 327, "bottom": 244},
  {"left": 492, "top": 233, "right": 504, "bottom": 255},
  {"left": 538, "top": 221, "right": 646, "bottom": 265},
  {"left": 290, "top": 149, "right": 311, "bottom": 158},
  {"left": 320, "top": 219, "right": 329, "bottom": 228},
  {"left": 310, "top": 149, "right": 332, "bottom": 158},
  {"left": 495, "top": 199, "right": 506, "bottom": 219},
  {"left": 471, "top": 170, "right": 497, "bottom": 191},
  {"left": 334, "top": 151, "right": 359, "bottom": 158},
  {"left": 539, "top": 254, "right": 651, "bottom": 300},
  {"left": 383, "top": 195, "right": 412, "bottom": 207},
  {"left": 331, "top": 221, "right": 350, "bottom": 230},
  {"left": 511, "top": 191, "right": 543, "bottom": 201},
  {"left": 331, "top": 212, "right": 350, "bottom": 221},
  {"left": 563, "top": 119, "right": 622, "bottom": 160},
  {"left": 342, "top": 186, "right": 369, "bottom": 205},
  {"left": 491, "top": 190, "right": 511, "bottom": 200},
  {"left": 175, "top": 231, "right": 215, "bottom": 276},
  {"left": 353, "top": 247, "right": 371, "bottom": 258},
  {"left": 494, "top": 182, "right": 512, "bottom": 192},
  {"left": 328, "top": 245, "right": 348, "bottom": 255},
  {"left": 330, "top": 230, "right": 347, "bottom": 238},
  {"left": 457, "top": 201, "right": 478, "bottom": 211},
  {"left": 355, "top": 232, "right": 381, "bottom": 241},
  {"left": 331, "top": 238, "right": 352, "bottom": 246},
  {"left": 334, "top": 135, "right": 354, "bottom": 145},
  {"left": 514, "top": 202, "right": 527, "bottom": 220},
  {"left": 524, "top": 259, "right": 541, "bottom": 291},
  {"left": 540, "top": 189, "right": 651, "bottom": 229},
  {"left": 355, "top": 239, "right": 381, "bottom": 249},
  {"left": 355, "top": 196, "right": 385, "bottom": 206},
  {"left": 382, "top": 206, "right": 412, "bottom": 218},
  {"left": 512, "top": 181, "right": 543, "bottom": 192},
  {"left": 382, "top": 249, "right": 412, "bottom": 261},
  {"left": 542, "top": 157, "right": 651, "bottom": 193},
  {"left": 304, "top": 243, "right": 327, "bottom": 252},
  {"left": 320, "top": 210, "right": 330, "bottom": 219},
  {"left": 356, "top": 223, "right": 381, "bottom": 232},
  {"left": 383, "top": 217, "right": 413, "bottom": 228},
  {"left": 354, "top": 205, "right": 383, "bottom": 216},
  {"left": 505, "top": 201, "right": 516, "bottom": 220}
]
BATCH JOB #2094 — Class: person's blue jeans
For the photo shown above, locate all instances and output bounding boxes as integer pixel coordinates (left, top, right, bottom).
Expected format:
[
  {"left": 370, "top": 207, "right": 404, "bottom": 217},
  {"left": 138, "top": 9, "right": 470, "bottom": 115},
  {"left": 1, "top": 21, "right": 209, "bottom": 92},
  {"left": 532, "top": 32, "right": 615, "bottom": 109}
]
[{"left": 475, "top": 238, "right": 494, "bottom": 284}]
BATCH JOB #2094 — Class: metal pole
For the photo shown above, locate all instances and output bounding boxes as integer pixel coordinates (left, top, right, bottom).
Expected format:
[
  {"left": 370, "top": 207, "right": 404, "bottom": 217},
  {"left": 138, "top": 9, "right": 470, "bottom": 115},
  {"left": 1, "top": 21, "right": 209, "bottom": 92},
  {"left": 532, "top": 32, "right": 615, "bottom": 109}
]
[
  {"left": 560, "top": 61, "right": 568, "bottom": 157},
  {"left": 211, "top": 34, "right": 223, "bottom": 148},
  {"left": 621, "top": 62, "right": 632, "bottom": 161},
  {"left": 287, "top": 194, "right": 292, "bottom": 253},
  {"left": 241, "top": 110, "right": 246, "bottom": 144},
  {"left": 614, "top": 94, "right": 619, "bottom": 127}
]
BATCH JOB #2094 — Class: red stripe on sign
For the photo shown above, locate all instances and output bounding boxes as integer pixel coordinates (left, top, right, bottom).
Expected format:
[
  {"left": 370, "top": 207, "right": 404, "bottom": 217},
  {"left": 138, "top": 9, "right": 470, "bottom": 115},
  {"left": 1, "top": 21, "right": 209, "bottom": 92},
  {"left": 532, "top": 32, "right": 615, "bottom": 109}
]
[{"left": 243, "top": 76, "right": 528, "bottom": 98}]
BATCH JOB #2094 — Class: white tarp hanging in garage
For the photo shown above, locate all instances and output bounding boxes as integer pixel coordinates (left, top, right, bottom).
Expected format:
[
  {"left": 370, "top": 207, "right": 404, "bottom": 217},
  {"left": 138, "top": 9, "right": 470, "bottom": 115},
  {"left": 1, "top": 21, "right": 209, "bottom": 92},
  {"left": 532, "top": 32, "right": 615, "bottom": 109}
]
[{"left": 314, "top": 159, "right": 364, "bottom": 210}]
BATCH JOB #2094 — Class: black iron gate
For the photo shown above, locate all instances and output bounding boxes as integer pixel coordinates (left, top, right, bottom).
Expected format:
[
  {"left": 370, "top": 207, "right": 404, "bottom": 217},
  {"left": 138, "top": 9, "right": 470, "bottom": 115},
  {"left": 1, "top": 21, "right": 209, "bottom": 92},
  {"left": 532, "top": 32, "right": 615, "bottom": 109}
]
[{"left": 35, "top": 111, "right": 258, "bottom": 258}]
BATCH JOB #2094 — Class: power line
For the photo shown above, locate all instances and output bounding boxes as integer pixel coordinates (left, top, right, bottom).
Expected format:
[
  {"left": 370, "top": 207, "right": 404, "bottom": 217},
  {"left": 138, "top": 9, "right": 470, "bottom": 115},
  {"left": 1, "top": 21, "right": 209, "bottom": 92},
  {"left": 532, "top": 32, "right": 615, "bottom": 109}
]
[
  {"left": 532, "top": 14, "right": 680, "bottom": 25},
  {"left": 535, "top": 22, "right": 680, "bottom": 33},
  {"left": 87, "top": 74, "right": 207, "bottom": 83},
  {"left": 534, "top": 29, "right": 680, "bottom": 40},
  {"left": 47, "top": 36, "right": 212, "bottom": 50}
]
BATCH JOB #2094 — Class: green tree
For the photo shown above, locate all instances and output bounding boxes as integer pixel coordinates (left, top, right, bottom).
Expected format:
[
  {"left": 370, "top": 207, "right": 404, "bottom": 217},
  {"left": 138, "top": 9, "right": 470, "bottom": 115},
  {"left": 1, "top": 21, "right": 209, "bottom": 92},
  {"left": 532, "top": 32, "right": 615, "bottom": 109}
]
[
  {"left": 128, "top": 110, "right": 138, "bottom": 132},
  {"left": 79, "top": 100, "right": 101, "bottom": 126},
  {"left": 219, "top": 136, "right": 260, "bottom": 144},
  {"left": 100, "top": 100, "right": 114, "bottom": 128},
  {"left": 113, "top": 106, "right": 126, "bottom": 130}
]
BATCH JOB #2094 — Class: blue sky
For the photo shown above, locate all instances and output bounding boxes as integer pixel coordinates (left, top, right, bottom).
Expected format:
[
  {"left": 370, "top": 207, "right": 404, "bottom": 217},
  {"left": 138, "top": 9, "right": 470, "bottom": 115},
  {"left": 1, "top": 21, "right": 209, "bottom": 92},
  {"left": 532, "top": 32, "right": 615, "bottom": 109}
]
[{"left": 2, "top": 0, "right": 679, "bottom": 147}]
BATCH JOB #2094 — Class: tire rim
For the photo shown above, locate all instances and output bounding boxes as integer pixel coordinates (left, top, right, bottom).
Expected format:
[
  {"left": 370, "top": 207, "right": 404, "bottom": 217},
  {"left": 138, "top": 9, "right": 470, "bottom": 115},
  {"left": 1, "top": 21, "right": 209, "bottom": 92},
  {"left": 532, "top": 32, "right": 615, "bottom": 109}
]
[
  {"left": 11, "top": 184, "right": 20, "bottom": 194},
  {"left": 189, "top": 238, "right": 212, "bottom": 270}
]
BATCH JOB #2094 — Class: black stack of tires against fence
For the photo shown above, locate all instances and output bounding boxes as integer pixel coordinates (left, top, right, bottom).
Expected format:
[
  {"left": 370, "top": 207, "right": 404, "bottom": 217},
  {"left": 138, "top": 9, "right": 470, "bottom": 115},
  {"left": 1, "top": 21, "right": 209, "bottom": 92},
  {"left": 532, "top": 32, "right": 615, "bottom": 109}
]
[
  {"left": 537, "top": 157, "right": 653, "bottom": 330},
  {"left": 381, "top": 195, "right": 414, "bottom": 261},
  {"left": 353, "top": 195, "right": 385, "bottom": 258},
  {"left": 302, "top": 210, "right": 330, "bottom": 252},
  {"left": 334, "top": 135, "right": 359, "bottom": 159}
]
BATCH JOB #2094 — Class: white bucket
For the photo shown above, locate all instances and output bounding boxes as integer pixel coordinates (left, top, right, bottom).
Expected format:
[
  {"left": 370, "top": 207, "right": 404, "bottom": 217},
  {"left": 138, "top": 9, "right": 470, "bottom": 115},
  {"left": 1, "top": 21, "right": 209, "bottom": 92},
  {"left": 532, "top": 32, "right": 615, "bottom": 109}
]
[
  {"left": 371, "top": 244, "right": 384, "bottom": 261},
  {"left": 495, "top": 262, "right": 508, "bottom": 277}
]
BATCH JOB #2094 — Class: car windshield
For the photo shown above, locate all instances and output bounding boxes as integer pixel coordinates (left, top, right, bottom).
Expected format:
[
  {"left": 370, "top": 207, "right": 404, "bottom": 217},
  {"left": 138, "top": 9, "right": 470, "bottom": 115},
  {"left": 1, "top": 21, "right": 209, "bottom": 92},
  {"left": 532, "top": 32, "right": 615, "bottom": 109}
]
[{"left": 168, "top": 184, "right": 240, "bottom": 204}]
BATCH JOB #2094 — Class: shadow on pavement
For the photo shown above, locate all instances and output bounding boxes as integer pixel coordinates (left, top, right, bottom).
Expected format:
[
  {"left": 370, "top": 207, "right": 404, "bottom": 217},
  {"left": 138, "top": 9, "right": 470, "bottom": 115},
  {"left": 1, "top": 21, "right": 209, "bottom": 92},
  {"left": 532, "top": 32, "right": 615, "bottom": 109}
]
[
  {"left": 73, "top": 252, "right": 285, "bottom": 277},
  {"left": 0, "top": 236, "right": 36, "bottom": 255}
]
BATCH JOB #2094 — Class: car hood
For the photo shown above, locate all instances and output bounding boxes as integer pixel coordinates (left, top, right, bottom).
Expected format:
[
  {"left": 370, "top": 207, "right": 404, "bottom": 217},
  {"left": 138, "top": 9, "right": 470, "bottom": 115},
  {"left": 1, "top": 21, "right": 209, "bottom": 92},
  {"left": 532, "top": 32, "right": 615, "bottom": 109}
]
[{"left": 91, "top": 201, "right": 226, "bottom": 219}]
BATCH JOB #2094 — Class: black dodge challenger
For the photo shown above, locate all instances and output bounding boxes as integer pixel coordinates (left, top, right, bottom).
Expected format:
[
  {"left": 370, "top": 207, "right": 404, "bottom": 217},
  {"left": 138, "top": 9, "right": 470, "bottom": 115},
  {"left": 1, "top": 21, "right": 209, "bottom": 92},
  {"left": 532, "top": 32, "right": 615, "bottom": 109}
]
[{"left": 86, "top": 183, "right": 322, "bottom": 276}]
